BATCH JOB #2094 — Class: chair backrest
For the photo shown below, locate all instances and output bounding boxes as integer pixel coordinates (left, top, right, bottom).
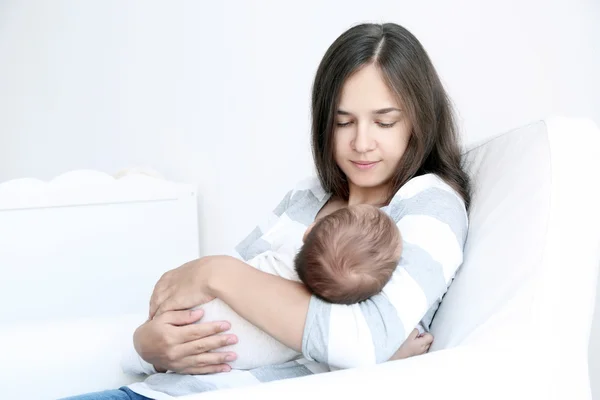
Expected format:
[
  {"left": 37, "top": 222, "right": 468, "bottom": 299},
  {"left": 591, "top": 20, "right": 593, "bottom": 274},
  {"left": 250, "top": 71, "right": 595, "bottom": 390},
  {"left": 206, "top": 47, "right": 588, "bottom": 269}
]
[
  {"left": 430, "top": 121, "right": 552, "bottom": 349},
  {"left": 430, "top": 118, "right": 600, "bottom": 358}
]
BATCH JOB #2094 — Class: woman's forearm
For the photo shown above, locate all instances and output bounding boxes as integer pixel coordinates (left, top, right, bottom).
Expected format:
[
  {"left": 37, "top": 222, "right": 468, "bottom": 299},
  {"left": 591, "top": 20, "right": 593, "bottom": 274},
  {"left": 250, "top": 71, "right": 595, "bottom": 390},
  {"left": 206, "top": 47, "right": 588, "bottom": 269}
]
[{"left": 206, "top": 256, "right": 311, "bottom": 352}]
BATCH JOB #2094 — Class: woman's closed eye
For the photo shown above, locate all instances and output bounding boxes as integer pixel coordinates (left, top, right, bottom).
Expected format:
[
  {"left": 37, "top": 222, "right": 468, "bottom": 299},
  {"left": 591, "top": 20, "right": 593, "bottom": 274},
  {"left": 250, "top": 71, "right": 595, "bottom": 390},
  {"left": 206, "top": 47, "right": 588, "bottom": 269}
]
[
  {"left": 336, "top": 121, "right": 397, "bottom": 128},
  {"left": 376, "top": 121, "right": 397, "bottom": 128}
]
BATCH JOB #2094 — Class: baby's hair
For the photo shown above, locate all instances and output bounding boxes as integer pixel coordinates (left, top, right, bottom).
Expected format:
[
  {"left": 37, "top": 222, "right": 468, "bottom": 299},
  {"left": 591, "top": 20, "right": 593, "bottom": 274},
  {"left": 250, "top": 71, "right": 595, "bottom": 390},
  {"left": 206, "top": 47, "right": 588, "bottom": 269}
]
[{"left": 295, "top": 204, "right": 401, "bottom": 304}]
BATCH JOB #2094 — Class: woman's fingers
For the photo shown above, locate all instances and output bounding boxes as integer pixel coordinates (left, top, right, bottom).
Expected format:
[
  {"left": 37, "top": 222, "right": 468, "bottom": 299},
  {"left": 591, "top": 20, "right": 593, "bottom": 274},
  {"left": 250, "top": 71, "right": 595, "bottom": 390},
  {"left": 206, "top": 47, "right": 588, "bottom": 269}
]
[
  {"left": 180, "top": 321, "right": 233, "bottom": 343},
  {"left": 179, "top": 364, "right": 232, "bottom": 375},
  {"left": 149, "top": 260, "right": 217, "bottom": 319},
  {"left": 157, "top": 309, "right": 205, "bottom": 326},
  {"left": 418, "top": 332, "right": 434, "bottom": 348},
  {"left": 411, "top": 332, "right": 434, "bottom": 355},
  {"left": 407, "top": 328, "right": 420, "bottom": 340},
  {"left": 177, "top": 331, "right": 238, "bottom": 356},
  {"left": 190, "top": 350, "right": 237, "bottom": 366},
  {"left": 174, "top": 351, "right": 236, "bottom": 373},
  {"left": 420, "top": 332, "right": 434, "bottom": 344},
  {"left": 169, "top": 344, "right": 237, "bottom": 374},
  {"left": 388, "top": 329, "right": 434, "bottom": 361},
  {"left": 162, "top": 320, "right": 238, "bottom": 374},
  {"left": 149, "top": 279, "right": 172, "bottom": 319},
  {"left": 154, "top": 294, "right": 187, "bottom": 318}
]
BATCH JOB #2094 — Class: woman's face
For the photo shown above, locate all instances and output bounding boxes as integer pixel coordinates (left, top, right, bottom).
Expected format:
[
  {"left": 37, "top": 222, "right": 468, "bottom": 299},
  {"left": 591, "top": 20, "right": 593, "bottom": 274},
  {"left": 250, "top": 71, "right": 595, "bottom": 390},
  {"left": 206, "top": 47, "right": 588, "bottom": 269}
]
[{"left": 334, "top": 64, "right": 412, "bottom": 192}]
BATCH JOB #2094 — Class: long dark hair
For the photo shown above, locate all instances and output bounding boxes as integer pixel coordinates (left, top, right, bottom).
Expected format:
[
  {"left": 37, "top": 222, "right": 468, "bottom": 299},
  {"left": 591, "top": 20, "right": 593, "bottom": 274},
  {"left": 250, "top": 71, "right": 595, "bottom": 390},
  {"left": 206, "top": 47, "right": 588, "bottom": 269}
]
[{"left": 311, "top": 23, "right": 471, "bottom": 209}]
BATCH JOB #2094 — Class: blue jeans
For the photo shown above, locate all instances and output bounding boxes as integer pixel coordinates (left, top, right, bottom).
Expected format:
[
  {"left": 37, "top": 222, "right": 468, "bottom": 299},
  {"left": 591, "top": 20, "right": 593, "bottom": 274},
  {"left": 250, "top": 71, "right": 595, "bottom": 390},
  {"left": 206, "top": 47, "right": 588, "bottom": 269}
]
[{"left": 59, "top": 387, "right": 151, "bottom": 400}]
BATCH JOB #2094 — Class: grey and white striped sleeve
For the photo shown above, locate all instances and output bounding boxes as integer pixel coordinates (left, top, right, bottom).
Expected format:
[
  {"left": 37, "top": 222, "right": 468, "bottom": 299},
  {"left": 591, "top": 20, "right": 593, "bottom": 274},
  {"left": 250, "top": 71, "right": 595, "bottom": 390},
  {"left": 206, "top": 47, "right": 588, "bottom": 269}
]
[
  {"left": 302, "top": 180, "right": 468, "bottom": 368},
  {"left": 229, "top": 190, "right": 292, "bottom": 262}
]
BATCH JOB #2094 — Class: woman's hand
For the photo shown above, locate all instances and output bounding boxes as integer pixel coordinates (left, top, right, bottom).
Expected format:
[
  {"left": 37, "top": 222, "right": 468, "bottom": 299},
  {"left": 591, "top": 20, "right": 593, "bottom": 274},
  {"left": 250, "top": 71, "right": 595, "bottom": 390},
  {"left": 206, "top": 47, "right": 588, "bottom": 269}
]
[
  {"left": 149, "top": 257, "right": 218, "bottom": 319},
  {"left": 134, "top": 309, "right": 238, "bottom": 374},
  {"left": 388, "top": 328, "right": 434, "bottom": 361}
]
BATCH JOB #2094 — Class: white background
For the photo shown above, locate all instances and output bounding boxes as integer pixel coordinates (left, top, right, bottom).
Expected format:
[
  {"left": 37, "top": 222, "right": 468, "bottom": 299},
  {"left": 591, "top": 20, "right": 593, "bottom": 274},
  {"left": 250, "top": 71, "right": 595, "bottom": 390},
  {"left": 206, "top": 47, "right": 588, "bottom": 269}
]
[{"left": 0, "top": 0, "right": 599, "bottom": 396}]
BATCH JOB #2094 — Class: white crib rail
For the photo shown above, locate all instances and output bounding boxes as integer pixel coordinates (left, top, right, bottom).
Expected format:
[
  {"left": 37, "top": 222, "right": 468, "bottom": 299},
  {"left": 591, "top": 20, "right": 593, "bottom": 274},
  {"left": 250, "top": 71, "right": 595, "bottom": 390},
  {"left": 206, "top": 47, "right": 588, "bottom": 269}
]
[{"left": 0, "top": 170, "right": 200, "bottom": 325}]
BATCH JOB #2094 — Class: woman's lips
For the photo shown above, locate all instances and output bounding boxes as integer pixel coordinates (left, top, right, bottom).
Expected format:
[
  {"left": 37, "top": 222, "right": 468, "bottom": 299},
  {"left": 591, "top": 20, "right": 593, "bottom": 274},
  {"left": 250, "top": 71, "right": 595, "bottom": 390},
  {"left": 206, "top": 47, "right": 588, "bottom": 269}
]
[{"left": 351, "top": 161, "right": 380, "bottom": 170}]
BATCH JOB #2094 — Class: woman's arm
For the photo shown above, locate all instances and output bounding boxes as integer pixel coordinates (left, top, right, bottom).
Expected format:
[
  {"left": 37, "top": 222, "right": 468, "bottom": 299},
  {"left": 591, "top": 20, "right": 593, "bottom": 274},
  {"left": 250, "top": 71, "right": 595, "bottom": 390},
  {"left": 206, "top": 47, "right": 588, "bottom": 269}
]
[
  {"left": 204, "top": 258, "right": 436, "bottom": 361},
  {"left": 150, "top": 255, "right": 311, "bottom": 352},
  {"left": 151, "top": 176, "right": 467, "bottom": 369},
  {"left": 207, "top": 256, "right": 311, "bottom": 352},
  {"left": 137, "top": 186, "right": 299, "bottom": 375}
]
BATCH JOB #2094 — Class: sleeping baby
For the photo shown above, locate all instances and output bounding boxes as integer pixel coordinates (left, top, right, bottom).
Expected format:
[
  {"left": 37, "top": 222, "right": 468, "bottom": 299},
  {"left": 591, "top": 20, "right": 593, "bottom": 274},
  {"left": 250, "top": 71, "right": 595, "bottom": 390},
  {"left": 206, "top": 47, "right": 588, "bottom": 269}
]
[{"left": 124, "top": 204, "right": 402, "bottom": 372}]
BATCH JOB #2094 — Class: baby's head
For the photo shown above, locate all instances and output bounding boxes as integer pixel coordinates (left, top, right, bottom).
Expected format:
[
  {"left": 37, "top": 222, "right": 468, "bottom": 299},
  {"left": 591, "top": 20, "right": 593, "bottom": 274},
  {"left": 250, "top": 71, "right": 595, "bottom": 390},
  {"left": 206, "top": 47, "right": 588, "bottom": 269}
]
[{"left": 294, "top": 204, "right": 402, "bottom": 305}]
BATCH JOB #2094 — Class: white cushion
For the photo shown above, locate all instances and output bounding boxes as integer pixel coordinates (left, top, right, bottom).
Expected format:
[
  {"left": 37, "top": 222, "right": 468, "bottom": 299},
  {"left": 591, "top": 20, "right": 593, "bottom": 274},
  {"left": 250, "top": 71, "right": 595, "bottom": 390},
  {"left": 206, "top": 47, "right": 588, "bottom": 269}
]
[{"left": 430, "top": 121, "right": 553, "bottom": 349}]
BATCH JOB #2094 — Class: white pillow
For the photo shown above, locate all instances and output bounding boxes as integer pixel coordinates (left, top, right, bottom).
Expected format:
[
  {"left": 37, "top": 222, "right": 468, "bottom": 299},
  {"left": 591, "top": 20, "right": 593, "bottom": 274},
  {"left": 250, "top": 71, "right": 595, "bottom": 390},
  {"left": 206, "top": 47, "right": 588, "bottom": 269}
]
[
  {"left": 430, "top": 118, "right": 600, "bottom": 356},
  {"left": 430, "top": 121, "right": 552, "bottom": 349}
]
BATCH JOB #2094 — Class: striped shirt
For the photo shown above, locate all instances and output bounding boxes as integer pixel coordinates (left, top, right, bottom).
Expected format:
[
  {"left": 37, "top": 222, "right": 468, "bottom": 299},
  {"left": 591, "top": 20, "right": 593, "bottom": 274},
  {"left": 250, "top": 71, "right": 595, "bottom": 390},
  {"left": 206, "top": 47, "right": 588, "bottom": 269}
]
[{"left": 127, "top": 173, "right": 468, "bottom": 398}]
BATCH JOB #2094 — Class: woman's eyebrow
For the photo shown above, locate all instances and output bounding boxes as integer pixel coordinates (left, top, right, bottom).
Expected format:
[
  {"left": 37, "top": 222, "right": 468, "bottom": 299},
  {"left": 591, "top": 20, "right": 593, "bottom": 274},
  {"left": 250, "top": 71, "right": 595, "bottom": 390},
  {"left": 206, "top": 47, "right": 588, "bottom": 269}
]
[
  {"left": 336, "top": 108, "right": 401, "bottom": 116},
  {"left": 373, "top": 107, "right": 402, "bottom": 115}
]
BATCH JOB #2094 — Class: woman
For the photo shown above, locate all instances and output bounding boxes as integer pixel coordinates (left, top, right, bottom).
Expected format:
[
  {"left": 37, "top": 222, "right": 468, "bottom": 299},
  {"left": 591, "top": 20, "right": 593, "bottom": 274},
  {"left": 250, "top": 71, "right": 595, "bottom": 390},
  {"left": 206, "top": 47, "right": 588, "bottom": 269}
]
[{"left": 66, "top": 22, "right": 470, "bottom": 399}]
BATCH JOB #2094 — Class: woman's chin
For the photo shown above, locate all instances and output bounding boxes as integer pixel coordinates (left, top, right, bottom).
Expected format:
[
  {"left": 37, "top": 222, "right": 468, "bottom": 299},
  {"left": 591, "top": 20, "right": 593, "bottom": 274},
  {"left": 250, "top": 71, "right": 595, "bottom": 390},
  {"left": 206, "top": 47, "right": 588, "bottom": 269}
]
[{"left": 347, "top": 174, "right": 388, "bottom": 189}]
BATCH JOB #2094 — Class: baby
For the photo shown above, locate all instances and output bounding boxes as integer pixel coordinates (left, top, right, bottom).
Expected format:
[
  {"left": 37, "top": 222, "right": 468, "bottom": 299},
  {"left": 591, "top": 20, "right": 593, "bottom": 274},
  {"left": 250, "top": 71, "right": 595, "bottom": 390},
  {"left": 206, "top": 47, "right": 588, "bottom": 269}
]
[{"left": 124, "top": 205, "right": 402, "bottom": 373}]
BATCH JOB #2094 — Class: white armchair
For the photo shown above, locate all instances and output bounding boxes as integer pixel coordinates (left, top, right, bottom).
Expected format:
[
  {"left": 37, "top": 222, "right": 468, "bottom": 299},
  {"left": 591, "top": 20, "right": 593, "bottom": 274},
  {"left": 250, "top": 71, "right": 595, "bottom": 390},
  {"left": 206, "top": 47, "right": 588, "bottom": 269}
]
[
  {"left": 185, "top": 117, "right": 600, "bottom": 400},
  {"left": 1, "top": 117, "right": 598, "bottom": 399},
  {"left": 180, "top": 117, "right": 600, "bottom": 400}
]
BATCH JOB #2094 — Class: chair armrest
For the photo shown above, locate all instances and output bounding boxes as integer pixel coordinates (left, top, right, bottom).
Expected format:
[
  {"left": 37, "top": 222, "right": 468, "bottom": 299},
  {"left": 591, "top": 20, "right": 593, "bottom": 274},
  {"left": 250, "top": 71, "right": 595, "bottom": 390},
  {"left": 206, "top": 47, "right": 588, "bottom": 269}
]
[{"left": 183, "top": 344, "right": 588, "bottom": 400}]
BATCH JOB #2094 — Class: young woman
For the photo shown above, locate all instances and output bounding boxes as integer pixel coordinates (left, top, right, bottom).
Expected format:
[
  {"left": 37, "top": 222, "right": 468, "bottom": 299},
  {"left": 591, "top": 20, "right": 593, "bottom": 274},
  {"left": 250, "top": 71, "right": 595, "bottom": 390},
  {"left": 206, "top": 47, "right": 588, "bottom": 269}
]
[{"left": 65, "top": 22, "right": 470, "bottom": 400}]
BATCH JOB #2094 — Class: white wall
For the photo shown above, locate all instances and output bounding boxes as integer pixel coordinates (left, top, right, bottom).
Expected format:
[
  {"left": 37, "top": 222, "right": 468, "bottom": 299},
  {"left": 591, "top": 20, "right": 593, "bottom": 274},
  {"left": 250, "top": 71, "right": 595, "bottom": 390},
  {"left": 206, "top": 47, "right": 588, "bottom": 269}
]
[
  {"left": 593, "top": 281, "right": 600, "bottom": 399},
  {"left": 0, "top": 0, "right": 599, "bottom": 396}
]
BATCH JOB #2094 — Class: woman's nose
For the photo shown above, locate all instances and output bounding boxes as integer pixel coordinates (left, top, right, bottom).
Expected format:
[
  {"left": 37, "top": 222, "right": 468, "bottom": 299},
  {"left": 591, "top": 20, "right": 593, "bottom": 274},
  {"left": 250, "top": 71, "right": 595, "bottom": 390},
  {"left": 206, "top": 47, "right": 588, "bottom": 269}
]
[{"left": 352, "top": 123, "right": 376, "bottom": 153}]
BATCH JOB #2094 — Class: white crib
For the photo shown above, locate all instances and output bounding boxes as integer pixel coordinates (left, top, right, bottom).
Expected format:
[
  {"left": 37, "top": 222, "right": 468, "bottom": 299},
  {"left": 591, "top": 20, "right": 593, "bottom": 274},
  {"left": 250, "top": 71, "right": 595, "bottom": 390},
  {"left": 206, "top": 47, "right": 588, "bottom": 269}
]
[{"left": 0, "top": 171, "right": 200, "bottom": 398}]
